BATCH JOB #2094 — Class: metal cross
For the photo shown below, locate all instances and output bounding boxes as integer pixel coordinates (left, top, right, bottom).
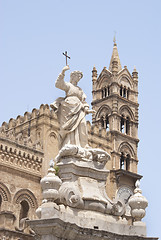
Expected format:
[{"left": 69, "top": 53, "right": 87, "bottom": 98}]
[{"left": 63, "top": 51, "right": 70, "bottom": 65}]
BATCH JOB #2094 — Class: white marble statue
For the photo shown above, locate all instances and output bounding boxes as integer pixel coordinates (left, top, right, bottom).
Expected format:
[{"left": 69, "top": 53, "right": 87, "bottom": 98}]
[{"left": 51, "top": 65, "right": 95, "bottom": 149}]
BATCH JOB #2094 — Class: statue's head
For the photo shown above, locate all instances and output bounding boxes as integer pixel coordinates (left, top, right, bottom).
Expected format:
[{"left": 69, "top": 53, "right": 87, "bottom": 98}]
[{"left": 70, "top": 71, "right": 83, "bottom": 85}]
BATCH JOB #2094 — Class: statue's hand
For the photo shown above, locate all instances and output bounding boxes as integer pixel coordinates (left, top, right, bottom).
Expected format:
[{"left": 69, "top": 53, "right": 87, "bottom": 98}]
[
  {"left": 62, "top": 65, "right": 70, "bottom": 74},
  {"left": 85, "top": 109, "right": 96, "bottom": 115},
  {"left": 88, "top": 109, "right": 96, "bottom": 114}
]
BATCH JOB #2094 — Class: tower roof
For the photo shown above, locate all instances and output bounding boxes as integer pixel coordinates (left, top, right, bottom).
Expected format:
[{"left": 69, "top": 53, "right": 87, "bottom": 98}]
[{"left": 109, "top": 41, "right": 122, "bottom": 72}]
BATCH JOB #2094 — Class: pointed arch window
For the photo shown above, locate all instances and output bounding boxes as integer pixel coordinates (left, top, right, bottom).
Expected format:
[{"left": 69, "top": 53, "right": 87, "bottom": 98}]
[
  {"left": 120, "top": 86, "right": 129, "bottom": 99},
  {"left": 100, "top": 114, "right": 109, "bottom": 130},
  {"left": 120, "top": 153, "right": 131, "bottom": 171},
  {"left": 120, "top": 115, "right": 131, "bottom": 135},
  {"left": 101, "top": 86, "right": 110, "bottom": 99}
]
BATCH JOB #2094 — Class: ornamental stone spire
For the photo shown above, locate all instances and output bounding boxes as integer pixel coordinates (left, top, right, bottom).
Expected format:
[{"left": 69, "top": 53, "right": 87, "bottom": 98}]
[{"left": 109, "top": 40, "right": 122, "bottom": 72}]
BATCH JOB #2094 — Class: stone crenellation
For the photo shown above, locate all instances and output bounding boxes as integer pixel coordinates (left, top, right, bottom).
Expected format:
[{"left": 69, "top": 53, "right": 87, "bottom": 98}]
[
  {"left": 0, "top": 104, "right": 58, "bottom": 152},
  {"left": 1, "top": 104, "right": 56, "bottom": 129}
]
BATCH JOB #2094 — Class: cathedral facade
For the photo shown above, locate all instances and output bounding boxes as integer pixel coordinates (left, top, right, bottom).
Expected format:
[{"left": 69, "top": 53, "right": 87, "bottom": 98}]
[{"left": 0, "top": 42, "right": 154, "bottom": 240}]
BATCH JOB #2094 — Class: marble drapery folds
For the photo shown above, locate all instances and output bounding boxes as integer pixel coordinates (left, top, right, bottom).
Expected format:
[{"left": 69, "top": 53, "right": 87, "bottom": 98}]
[{"left": 51, "top": 66, "right": 91, "bottom": 149}]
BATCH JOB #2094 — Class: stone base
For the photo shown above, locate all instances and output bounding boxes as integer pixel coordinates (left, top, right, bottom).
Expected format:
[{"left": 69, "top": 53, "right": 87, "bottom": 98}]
[
  {"left": 28, "top": 217, "right": 158, "bottom": 240},
  {"left": 29, "top": 203, "right": 148, "bottom": 238}
]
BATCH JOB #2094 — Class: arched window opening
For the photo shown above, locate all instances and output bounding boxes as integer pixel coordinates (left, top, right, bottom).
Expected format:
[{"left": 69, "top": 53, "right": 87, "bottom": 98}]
[
  {"left": 120, "top": 86, "right": 123, "bottom": 97},
  {"left": 126, "top": 117, "right": 130, "bottom": 135},
  {"left": 120, "top": 116, "right": 125, "bottom": 133},
  {"left": 105, "top": 115, "right": 109, "bottom": 130},
  {"left": 120, "top": 153, "right": 124, "bottom": 169},
  {"left": 104, "top": 88, "right": 107, "bottom": 97},
  {"left": 0, "top": 195, "right": 2, "bottom": 211},
  {"left": 120, "top": 153, "right": 131, "bottom": 171},
  {"left": 123, "top": 87, "right": 126, "bottom": 98},
  {"left": 126, "top": 154, "right": 130, "bottom": 171},
  {"left": 108, "top": 86, "right": 110, "bottom": 96},
  {"left": 100, "top": 116, "right": 104, "bottom": 128},
  {"left": 101, "top": 89, "right": 104, "bottom": 98},
  {"left": 19, "top": 200, "right": 29, "bottom": 221}
]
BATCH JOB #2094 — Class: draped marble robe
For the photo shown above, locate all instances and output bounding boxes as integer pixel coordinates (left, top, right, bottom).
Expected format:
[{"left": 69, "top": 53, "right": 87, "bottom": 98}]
[{"left": 51, "top": 72, "right": 89, "bottom": 149}]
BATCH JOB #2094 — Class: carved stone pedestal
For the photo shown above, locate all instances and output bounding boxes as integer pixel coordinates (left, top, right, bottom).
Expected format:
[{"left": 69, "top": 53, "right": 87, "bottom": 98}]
[{"left": 28, "top": 145, "right": 151, "bottom": 240}]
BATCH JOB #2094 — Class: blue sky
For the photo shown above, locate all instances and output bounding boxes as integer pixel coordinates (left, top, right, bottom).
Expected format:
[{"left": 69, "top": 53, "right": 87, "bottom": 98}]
[{"left": 0, "top": 0, "right": 161, "bottom": 238}]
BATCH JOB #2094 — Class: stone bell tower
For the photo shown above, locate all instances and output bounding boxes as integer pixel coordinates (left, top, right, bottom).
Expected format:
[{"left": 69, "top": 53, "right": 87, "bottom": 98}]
[{"left": 91, "top": 40, "right": 142, "bottom": 201}]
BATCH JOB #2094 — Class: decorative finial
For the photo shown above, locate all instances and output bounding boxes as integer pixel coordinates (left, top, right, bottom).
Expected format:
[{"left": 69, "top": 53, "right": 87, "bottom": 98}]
[
  {"left": 92, "top": 65, "right": 97, "bottom": 79},
  {"left": 113, "top": 31, "right": 117, "bottom": 46},
  {"left": 129, "top": 180, "right": 148, "bottom": 223},
  {"left": 132, "top": 66, "right": 138, "bottom": 79},
  {"left": 133, "top": 66, "right": 137, "bottom": 72}
]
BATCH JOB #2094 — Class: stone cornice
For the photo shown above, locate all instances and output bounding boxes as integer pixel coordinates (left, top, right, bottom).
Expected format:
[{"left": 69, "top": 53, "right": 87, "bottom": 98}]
[
  {"left": 110, "top": 169, "right": 142, "bottom": 182},
  {"left": 0, "top": 137, "right": 44, "bottom": 155},
  {"left": 110, "top": 130, "right": 139, "bottom": 143},
  {"left": 92, "top": 94, "right": 139, "bottom": 107},
  {"left": 0, "top": 141, "right": 43, "bottom": 177}
]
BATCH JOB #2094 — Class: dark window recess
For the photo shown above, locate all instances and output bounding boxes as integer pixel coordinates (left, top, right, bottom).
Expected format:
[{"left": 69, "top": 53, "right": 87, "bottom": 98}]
[
  {"left": 120, "top": 153, "right": 125, "bottom": 169},
  {"left": 126, "top": 117, "right": 130, "bottom": 134},
  {"left": 106, "top": 115, "right": 109, "bottom": 130},
  {"left": 108, "top": 86, "right": 110, "bottom": 96},
  {"left": 102, "top": 89, "right": 104, "bottom": 98},
  {"left": 120, "top": 153, "right": 131, "bottom": 171},
  {"left": 105, "top": 88, "right": 107, "bottom": 97},
  {"left": 19, "top": 200, "right": 29, "bottom": 221},
  {"left": 120, "top": 86, "right": 122, "bottom": 96},
  {"left": 126, "top": 154, "right": 130, "bottom": 171},
  {"left": 101, "top": 116, "right": 104, "bottom": 128},
  {"left": 123, "top": 88, "right": 126, "bottom": 98},
  {"left": 120, "top": 117, "right": 125, "bottom": 133}
]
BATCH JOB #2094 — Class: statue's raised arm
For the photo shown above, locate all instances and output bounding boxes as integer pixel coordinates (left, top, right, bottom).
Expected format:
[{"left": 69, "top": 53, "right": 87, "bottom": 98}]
[{"left": 55, "top": 65, "right": 70, "bottom": 92}]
